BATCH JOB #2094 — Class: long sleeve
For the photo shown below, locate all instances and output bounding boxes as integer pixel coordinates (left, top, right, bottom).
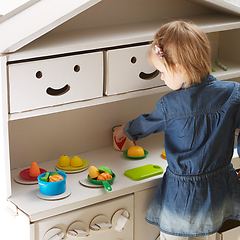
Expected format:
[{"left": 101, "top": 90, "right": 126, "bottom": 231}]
[
  {"left": 235, "top": 86, "right": 240, "bottom": 157},
  {"left": 123, "top": 98, "right": 166, "bottom": 141}
]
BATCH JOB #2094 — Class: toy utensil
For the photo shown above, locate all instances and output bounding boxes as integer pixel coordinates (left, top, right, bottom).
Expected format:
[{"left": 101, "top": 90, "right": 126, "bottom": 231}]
[{"left": 87, "top": 173, "right": 116, "bottom": 191}]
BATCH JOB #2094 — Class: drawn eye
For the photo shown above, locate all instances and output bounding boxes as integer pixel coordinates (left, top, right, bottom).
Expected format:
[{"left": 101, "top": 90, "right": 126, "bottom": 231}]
[
  {"left": 74, "top": 65, "right": 80, "bottom": 72},
  {"left": 131, "top": 57, "right": 137, "bottom": 64},
  {"left": 36, "top": 71, "right": 43, "bottom": 79}
]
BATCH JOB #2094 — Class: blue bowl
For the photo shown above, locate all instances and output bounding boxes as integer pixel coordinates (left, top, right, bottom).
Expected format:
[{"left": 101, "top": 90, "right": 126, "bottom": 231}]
[{"left": 37, "top": 171, "right": 67, "bottom": 195}]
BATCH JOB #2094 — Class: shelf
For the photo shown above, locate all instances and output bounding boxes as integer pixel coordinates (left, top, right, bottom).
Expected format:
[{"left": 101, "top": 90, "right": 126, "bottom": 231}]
[
  {"left": 8, "top": 85, "right": 170, "bottom": 121},
  {"left": 9, "top": 57, "right": 240, "bottom": 121},
  {"left": 211, "top": 59, "right": 240, "bottom": 80},
  {"left": 8, "top": 13, "right": 240, "bottom": 62}
]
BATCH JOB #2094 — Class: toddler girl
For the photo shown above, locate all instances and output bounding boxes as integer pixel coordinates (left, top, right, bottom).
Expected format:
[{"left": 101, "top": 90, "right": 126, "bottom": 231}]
[{"left": 114, "top": 21, "right": 240, "bottom": 240}]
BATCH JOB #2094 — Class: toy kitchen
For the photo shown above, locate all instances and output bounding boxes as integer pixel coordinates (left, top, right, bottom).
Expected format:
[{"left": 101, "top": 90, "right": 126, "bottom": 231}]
[{"left": 1, "top": 0, "right": 240, "bottom": 239}]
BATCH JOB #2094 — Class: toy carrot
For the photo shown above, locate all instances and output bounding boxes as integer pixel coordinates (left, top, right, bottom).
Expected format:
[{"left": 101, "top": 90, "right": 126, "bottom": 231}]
[{"left": 29, "top": 162, "right": 41, "bottom": 177}]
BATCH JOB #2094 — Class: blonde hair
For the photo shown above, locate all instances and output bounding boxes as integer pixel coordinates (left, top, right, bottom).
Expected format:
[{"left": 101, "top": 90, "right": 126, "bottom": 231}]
[{"left": 150, "top": 20, "right": 211, "bottom": 88}]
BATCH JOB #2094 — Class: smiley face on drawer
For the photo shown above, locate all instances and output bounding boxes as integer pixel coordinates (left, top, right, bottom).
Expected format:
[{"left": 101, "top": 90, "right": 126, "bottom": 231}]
[
  {"left": 8, "top": 52, "right": 103, "bottom": 113},
  {"left": 35, "top": 69, "right": 72, "bottom": 96},
  {"left": 130, "top": 56, "right": 160, "bottom": 80},
  {"left": 105, "top": 44, "right": 165, "bottom": 96}
]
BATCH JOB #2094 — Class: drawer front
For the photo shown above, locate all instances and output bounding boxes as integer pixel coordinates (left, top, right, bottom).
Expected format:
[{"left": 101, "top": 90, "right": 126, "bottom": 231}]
[
  {"left": 9, "top": 52, "right": 103, "bottom": 113},
  {"left": 105, "top": 44, "right": 164, "bottom": 95}
]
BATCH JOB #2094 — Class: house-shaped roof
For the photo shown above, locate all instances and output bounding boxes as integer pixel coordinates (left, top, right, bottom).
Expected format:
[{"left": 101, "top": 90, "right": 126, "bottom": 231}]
[
  {"left": 0, "top": 0, "right": 101, "bottom": 54},
  {"left": 0, "top": 0, "right": 240, "bottom": 59}
]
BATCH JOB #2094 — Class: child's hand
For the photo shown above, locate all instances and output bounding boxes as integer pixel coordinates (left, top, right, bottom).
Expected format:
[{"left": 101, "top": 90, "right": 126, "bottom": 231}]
[{"left": 114, "top": 124, "right": 126, "bottom": 142}]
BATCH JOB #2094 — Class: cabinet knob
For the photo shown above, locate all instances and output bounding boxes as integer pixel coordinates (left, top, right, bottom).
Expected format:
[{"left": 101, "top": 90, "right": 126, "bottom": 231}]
[
  {"left": 43, "top": 228, "right": 64, "bottom": 240},
  {"left": 90, "top": 214, "right": 111, "bottom": 231},
  {"left": 48, "top": 232, "right": 64, "bottom": 240},
  {"left": 111, "top": 209, "right": 130, "bottom": 232},
  {"left": 67, "top": 229, "right": 89, "bottom": 238},
  {"left": 66, "top": 221, "right": 90, "bottom": 238}
]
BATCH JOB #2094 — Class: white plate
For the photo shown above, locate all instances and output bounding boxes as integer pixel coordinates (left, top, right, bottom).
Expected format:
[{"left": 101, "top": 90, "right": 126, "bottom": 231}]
[{"left": 36, "top": 187, "right": 71, "bottom": 201}]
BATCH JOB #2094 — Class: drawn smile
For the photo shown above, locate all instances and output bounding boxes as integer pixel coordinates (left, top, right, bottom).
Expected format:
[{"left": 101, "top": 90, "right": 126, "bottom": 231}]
[
  {"left": 46, "top": 84, "right": 70, "bottom": 96},
  {"left": 139, "top": 70, "right": 159, "bottom": 80}
]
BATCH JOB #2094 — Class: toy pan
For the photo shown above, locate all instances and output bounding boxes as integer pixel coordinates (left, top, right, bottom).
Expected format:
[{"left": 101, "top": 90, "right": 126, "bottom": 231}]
[{"left": 87, "top": 173, "right": 116, "bottom": 191}]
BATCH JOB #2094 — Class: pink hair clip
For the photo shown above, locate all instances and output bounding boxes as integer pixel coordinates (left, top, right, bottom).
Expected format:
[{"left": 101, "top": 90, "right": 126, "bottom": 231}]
[{"left": 155, "top": 45, "right": 164, "bottom": 59}]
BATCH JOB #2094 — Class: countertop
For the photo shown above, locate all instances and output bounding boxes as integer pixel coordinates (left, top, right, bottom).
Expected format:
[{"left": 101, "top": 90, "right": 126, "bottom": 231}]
[{"left": 9, "top": 133, "right": 167, "bottom": 222}]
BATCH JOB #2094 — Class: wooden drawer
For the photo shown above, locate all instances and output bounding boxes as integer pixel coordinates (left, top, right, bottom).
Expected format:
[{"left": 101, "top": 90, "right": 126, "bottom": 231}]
[
  {"left": 104, "top": 44, "right": 164, "bottom": 96},
  {"left": 8, "top": 52, "right": 103, "bottom": 113}
]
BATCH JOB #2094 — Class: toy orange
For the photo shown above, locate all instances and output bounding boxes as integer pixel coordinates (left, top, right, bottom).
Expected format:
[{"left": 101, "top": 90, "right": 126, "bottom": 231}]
[
  {"left": 97, "top": 172, "right": 112, "bottom": 181},
  {"left": 127, "top": 146, "right": 145, "bottom": 157},
  {"left": 49, "top": 174, "right": 64, "bottom": 182},
  {"left": 29, "top": 162, "right": 41, "bottom": 177}
]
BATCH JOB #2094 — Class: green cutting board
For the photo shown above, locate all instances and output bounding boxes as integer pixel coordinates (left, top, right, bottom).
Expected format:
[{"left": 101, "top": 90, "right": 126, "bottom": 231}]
[{"left": 124, "top": 164, "right": 163, "bottom": 181}]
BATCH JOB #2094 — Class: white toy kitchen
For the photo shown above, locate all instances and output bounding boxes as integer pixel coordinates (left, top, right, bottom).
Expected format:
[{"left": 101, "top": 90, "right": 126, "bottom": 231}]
[{"left": 1, "top": 0, "right": 240, "bottom": 239}]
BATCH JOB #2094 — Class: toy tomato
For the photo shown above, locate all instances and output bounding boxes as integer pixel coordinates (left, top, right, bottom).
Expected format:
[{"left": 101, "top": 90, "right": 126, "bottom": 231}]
[{"left": 49, "top": 174, "right": 64, "bottom": 182}]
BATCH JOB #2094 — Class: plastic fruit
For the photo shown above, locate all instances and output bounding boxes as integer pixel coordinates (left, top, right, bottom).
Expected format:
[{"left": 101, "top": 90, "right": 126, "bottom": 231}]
[
  {"left": 97, "top": 172, "right": 112, "bottom": 181},
  {"left": 161, "top": 150, "right": 166, "bottom": 159},
  {"left": 49, "top": 174, "right": 64, "bottom": 182},
  {"left": 127, "top": 146, "right": 145, "bottom": 157},
  {"left": 71, "top": 156, "right": 83, "bottom": 167},
  {"left": 29, "top": 162, "right": 41, "bottom": 177},
  {"left": 89, "top": 166, "right": 100, "bottom": 179},
  {"left": 58, "top": 155, "right": 71, "bottom": 167}
]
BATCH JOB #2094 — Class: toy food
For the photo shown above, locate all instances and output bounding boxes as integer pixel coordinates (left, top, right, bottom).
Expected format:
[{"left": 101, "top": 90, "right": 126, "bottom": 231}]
[
  {"left": 49, "top": 174, "right": 64, "bottom": 182},
  {"left": 88, "top": 166, "right": 115, "bottom": 191},
  {"left": 98, "top": 166, "right": 113, "bottom": 175},
  {"left": 97, "top": 172, "right": 112, "bottom": 181},
  {"left": 49, "top": 172, "right": 59, "bottom": 176},
  {"left": 89, "top": 166, "right": 100, "bottom": 179},
  {"left": 127, "top": 146, "right": 145, "bottom": 157},
  {"left": 40, "top": 172, "right": 64, "bottom": 182},
  {"left": 58, "top": 155, "right": 71, "bottom": 167},
  {"left": 40, "top": 172, "right": 50, "bottom": 182},
  {"left": 161, "top": 150, "right": 167, "bottom": 159},
  {"left": 29, "top": 162, "right": 41, "bottom": 177},
  {"left": 71, "top": 156, "right": 83, "bottom": 167}
]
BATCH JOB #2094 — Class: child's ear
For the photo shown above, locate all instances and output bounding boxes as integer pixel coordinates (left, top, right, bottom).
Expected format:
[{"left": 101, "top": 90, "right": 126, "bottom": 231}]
[{"left": 176, "top": 64, "right": 186, "bottom": 76}]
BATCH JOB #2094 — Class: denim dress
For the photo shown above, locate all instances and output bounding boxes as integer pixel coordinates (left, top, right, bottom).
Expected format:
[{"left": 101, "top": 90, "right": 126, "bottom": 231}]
[{"left": 123, "top": 75, "right": 240, "bottom": 237}]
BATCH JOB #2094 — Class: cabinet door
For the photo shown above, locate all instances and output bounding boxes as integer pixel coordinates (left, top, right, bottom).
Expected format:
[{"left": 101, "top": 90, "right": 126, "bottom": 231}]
[{"left": 134, "top": 187, "right": 160, "bottom": 240}]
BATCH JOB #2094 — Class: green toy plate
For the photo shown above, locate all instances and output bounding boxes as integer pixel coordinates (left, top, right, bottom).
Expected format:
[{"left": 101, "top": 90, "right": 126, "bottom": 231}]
[{"left": 123, "top": 150, "right": 148, "bottom": 159}]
